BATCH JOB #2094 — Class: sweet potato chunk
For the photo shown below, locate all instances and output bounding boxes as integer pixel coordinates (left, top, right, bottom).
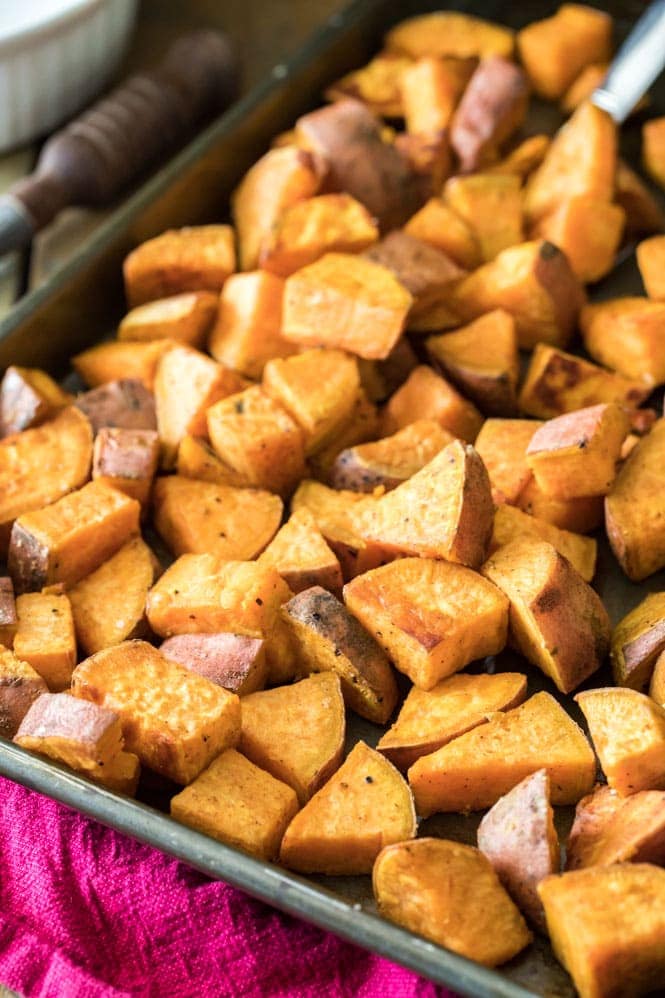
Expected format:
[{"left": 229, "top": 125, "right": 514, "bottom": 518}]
[
  {"left": 171, "top": 748, "right": 298, "bottom": 859},
  {"left": 450, "top": 57, "right": 528, "bottom": 174},
  {"left": 474, "top": 418, "right": 541, "bottom": 504},
  {"left": 344, "top": 558, "right": 508, "bottom": 689},
  {"left": 123, "top": 226, "right": 235, "bottom": 306},
  {"left": 68, "top": 537, "right": 159, "bottom": 657},
  {"left": 604, "top": 419, "right": 665, "bottom": 581},
  {"left": 566, "top": 784, "right": 665, "bottom": 871},
  {"left": 409, "top": 691, "right": 595, "bottom": 815},
  {"left": 427, "top": 310, "right": 519, "bottom": 416},
  {"left": 535, "top": 196, "right": 625, "bottom": 284},
  {"left": 357, "top": 338, "right": 418, "bottom": 405},
  {"left": 524, "top": 102, "right": 616, "bottom": 224},
  {"left": 517, "top": 477, "right": 604, "bottom": 534},
  {"left": 330, "top": 420, "right": 453, "bottom": 493},
  {"left": 324, "top": 52, "right": 413, "bottom": 118},
  {"left": 651, "top": 650, "right": 665, "bottom": 707},
  {"left": 160, "top": 632, "right": 266, "bottom": 696},
  {"left": 13, "top": 592, "right": 77, "bottom": 691},
  {"left": 280, "top": 586, "right": 397, "bottom": 724},
  {"left": 240, "top": 672, "right": 345, "bottom": 805},
  {"left": 364, "top": 231, "right": 465, "bottom": 320},
  {"left": 258, "top": 508, "right": 343, "bottom": 596},
  {"left": 307, "top": 390, "right": 380, "bottom": 483},
  {"left": 382, "top": 365, "right": 483, "bottom": 442},
  {"left": 0, "top": 576, "right": 17, "bottom": 648},
  {"left": 76, "top": 379, "right": 156, "bottom": 434},
  {"left": 175, "top": 435, "right": 244, "bottom": 487},
  {"left": 92, "top": 428, "right": 159, "bottom": 507},
  {"left": 538, "top": 865, "right": 665, "bottom": 998},
  {"left": 561, "top": 63, "right": 608, "bottom": 114},
  {"left": 518, "top": 344, "right": 650, "bottom": 420},
  {"left": 517, "top": 5, "right": 612, "bottom": 100},
  {"left": 637, "top": 235, "right": 665, "bottom": 301},
  {"left": 491, "top": 504, "right": 597, "bottom": 582},
  {"left": 616, "top": 159, "right": 665, "bottom": 236},
  {"left": 576, "top": 687, "right": 665, "bottom": 796},
  {"left": 487, "top": 134, "right": 550, "bottom": 179},
  {"left": 280, "top": 741, "right": 415, "bottom": 874},
  {"left": 453, "top": 240, "right": 585, "bottom": 351},
  {"left": 118, "top": 292, "right": 218, "bottom": 348},
  {"left": 152, "top": 476, "right": 281, "bottom": 561},
  {"left": 482, "top": 539, "right": 610, "bottom": 693},
  {"left": 361, "top": 441, "right": 494, "bottom": 567},
  {"left": 582, "top": 298, "right": 665, "bottom": 384},
  {"left": 611, "top": 593, "right": 665, "bottom": 691},
  {"left": 444, "top": 174, "right": 523, "bottom": 262},
  {"left": 9, "top": 480, "right": 140, "bottom": 593},
  {"left": 72, "top": 640, "right": 240, "bottom": 784},
  {"left": 206, "top": 386, "right": 306, "bottom": 497},
  {"left": 0, "top": 647, "right": 48, "bottom": 739},
  {"left": 385, "top": 11, "right": 514, "bottom": 60},
  {"left": 477, "top": 769, "right": 558, "bottom": 932},
  {"left": 643, "top": 116, "right": 665, "bottom": 189},
  {"left": 404, "top": 197, "right": 480, "bottom": 269},
  {"left": 377, "top": 671, "right": 526, "bottom": 771},
  {"left": 282, "top": 252, "right": 412, "bottom": 360},
  {"left": 400, "top": 57, "right": 465, "bottom": 135},
  {"left": 72, "top": 339, "right": 174, "bottom": 391},
  {"left": 0, "top": 366, "right": 70, "bottom": 437}
]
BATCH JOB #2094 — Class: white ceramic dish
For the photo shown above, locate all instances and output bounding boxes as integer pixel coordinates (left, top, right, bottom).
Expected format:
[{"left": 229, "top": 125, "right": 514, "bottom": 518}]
[{"left": 0, "top": 0, "right": 138, "bottom": 153}]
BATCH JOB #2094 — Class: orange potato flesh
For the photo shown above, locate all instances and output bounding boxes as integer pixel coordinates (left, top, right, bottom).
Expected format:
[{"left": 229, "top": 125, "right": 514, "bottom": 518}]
[
  {"left": 0, "top": 646, "right": 48, "bottom": 739},
  {"left": 330, "top": 419, "right": 454, "bottom": 493},
  {"left": 364, "top": 231, "right": 466, "bottom": 319},
  {"left": 257, "top": 508, "right": 343, "bottom": 597},
  {"left": 444, "top": 174, "right": 524, "bottom": 262},
  {"left": 72, "top": 339, "right": 175, "bottom": 391},
  {"left": 123, "top": 226, "right": 236, "bottom": 307},
  {"left": 307, "top": 391, "right": 381, "bottom": 484},
  {"left": 611, "top": 592, "right": 665, "bottom": 692},
  {"left": 324, "top": 53, "right": 413, "bottom": 118},
  {"left": 382, "top": 364, "right": 483, "bottom": 442},
  {"left": 385, "top": 12, "right": 514, "bottom": 60},
  {"left": 534, "top": 196, "right": 625, "bottom": 284},
  {"left": 615, "top": 159, "right": 665, "bottom": 236},
  {"left": 474, "top": 418, "right": 541, "bottom": 505},
  {"left": 643, "top": 116, "right": 665, "bottom": 190},
  {"left": 400, "top": 57, "right": 462, "bottom": 134},
  {"left": 517, "top": 5, "right": 612, "bottom": 101},
  {"left": 566, "top": 784, "right": 665, "bottom": 871},
  {"left": 0, "top": 366, "right": 71, "bottom": 437},
  {"left": 490, "top": 504, "right": 597, "bottom": 582},
  {"left": 117, "top": 292, "right": 218, "bottom": 349},
  {"left": 486, "top": 134, "right": 550, "bottom": 179},
  {"left": 404, "top": 198, "right": 481, "bottom": 270},
  {"left": 516, "top": 476, "right": 604, "bottom": 535},
  {"left": 175, "top": 435, "right": 246, "bottom": 487},
  {"left": 636, "top": 235, "right": 665, "bottom": 301}
]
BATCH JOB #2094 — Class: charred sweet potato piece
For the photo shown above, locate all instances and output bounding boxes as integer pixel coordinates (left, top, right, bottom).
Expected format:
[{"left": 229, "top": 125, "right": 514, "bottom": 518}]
[
  {"left": 377, "top": 671, "right": 526, "bottom": 771},
  {"left": 9, "top": 480, "right": 140, "bottom": 594},
  {"left": 482, "top": 539, "right": 610, "bottom": 693},
  {"left": 581, "top": 297, "right": 665, "bottom": 385},
  {"left": 518, "top": 344, "right": 650, "bottom": 420},
  {"left": 516, "top": 477, "right": 604, "bottom": 534},
  {"left": 535, "top": 196, "right": 625, "bottom": 284},
  {"left": 0, "top": 647, "right": 48, "bottom": 739},
  {"left": 385, "top": 11, "right": 514, "bottom": 60},
  {"left": 364, "top": 231, "right": 466, "bottom": 319},
  {"left": 75, "top": 379, "right": 156, "bottom": 434},
  {"left": 453, "top": 240, "right": 586, "bottom": 351},
  {"left": 280, "top": 740, "right": 416, "bottom": 875},
  {"left": 0, "top": 576, "right": 17, "bottom": 648},
  {"left": 171, "top": 748, "right": 298, "bottom": 860},
  {"left": 450, "top": 57, "right": 528, "bottom": 174},
  {"left": 566, "top": 784, "right": 665, "bottom": 870},
  {"left": 427, "top": 310, "right": 519, "bottom": 416},
  {"left": 361, "top": 441, "right": 493, "bottom": 567},
  {"left": 444, "top": 174, "right": 523, "bottom": 262},
  {"left": 517, "top": 5, "right": 612, "bottom": 100},
  {"left": 118, "top": 291, "right": 218, "bottom": 349},
  {"left": 616, "top": 159, "right": 665, "bottom": 236},
  {"left": 477, "top": 769, "right": 559, "bottom": 932},
  {"left": 491, "top": 504, "right": 597, "bottom": 582},
  {"left": 72, "top": 339, "right": 174, "bottom": 391},
  {"left": 474, "top": 418, "right": 541, "bottom": 505},
  {"left": 280, "top": 586, "right": 397, "bottom": 724},
  {"left": 538, "top": 865, "right": 665, "bottom": 998},
  {"left": 324, "top": 52, "right": 413, "bottom": 118},
  {"left": 576, "top": 687, "right": 665, "bottom": 796},
  {"left": 258, "top": 508, "right": 343, "bottom": 597},
  {"left": 605, "top": 419, "right": 665, "bottom": 581},
  {"left": 0, "top": 366, "right": 70, "bottom": 437},
  {"left": 123, "top": 226, "right": 235, "bottom": 306},
  {"left": 525, "top": 403, "right": 630, "bottom": 499},
  {"left": 68, "top": 537, "right": 159, "bottom": 657},
  {"left": 611, "top": 593, "right": 665, "bottom": 692},
  {"left": 160, "top": 632, "right": 266, "bottom": 696},
  {"left": 72, "top": 640, "right": 240, "bottom": 784},
  {"left": 643, "top": 116, "right": 665, "bottom": 189},
  {"left": 374, "top": 838, "right": 531, "bottom": 966},
  {"left": 175, "top": 435, "right": 245, "bottom": 487},
  {"left": 92, "top": 428, "right": 160, "bottom": 507},
  {"left": 240, "top": 672, "right": 345, "bottom": 805},
  {"left": 404, "top": 197, "right": 481, "bottom": 269},
  {"left": 400, "top": 57, "right": 464, "bottom": 134},
  {"left": 409, "top": 691, "right": 595, "bottom": 815},
  {"left": 13, "top": 591, "right": 77, "bottom": 692},
  {"left": 637, "top": 235, "right": 665, "bottom": 301},
  {"left": 344, "top": 557, "right": 508, "bottom": 689},
  {"left": 382, "top": 365, "right": 483, "bottom": 442},
  {"left": 330, "top": 420, "right": 453, "bottom": 493}
]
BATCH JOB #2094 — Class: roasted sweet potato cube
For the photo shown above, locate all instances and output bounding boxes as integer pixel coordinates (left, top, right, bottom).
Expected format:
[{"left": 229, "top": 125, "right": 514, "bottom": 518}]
[
  {"left": 382, "top": 365, "right": 483, "bottom": 442},
  {"left": 576, "top": 687, "right": 665, "bottom": 796},
  {"left": 374, "top": 838, "right": 531, "bottom": 965},
  {"left": 171, "top": 748, "right": 298, "bottom": 859},
  {"left": 0, "top": 577, "right": 17, "bottom": 648},
  {"left": 582, "top": 297, "right": 665, "bottom": 385},
  {"left": 616, "top": 159, "right": 665, "bottom": 236},
  {"left": 361, "top": 441, "right": 494, "bottom": 567},
  {"left": 450, "top": 57, "right": 528, "bottom": 174},
  {"left": 444, "top": 174, "right": 523, "bottom": 262},
  {"left": 330, "top": 420, "right": 453, "bottom": 493},
  {"left": 280, "top": 740, "right": 415, "bottom": 874},
  {"left": 232, "top": 145, "right": 324, "bottom": 271},
  {"left": 307, "top": 391, "right": 381, "bottom": 483},
  {"left": 611, "top": 593, "right": 665, "bottom": 692},
  {"left": 0, "top": 366, "right": 70, "bottom": 437},
  {"left": 280, "top": 586, "right": 397, "bottom": 724},
  {"left": 404, "top": 197, "right": 481, "bottom": 269},
  {"left": 491, "top": 504, "right": 597, "bottom": 582},
  {"left": 96, "top": 750, "right": 141, "bottom": 796},
  {"left": 566, "top": 784, "right": 665, "bottom": 871},
  {"left": 377, "top": 671, "right": 526, "bottom": 771},
  {"left": 518, "top": 344, "right": 650, "bottom": 420},
  {"left": 118, "top": 292, "right": 218, "bottom": 349},
  {"left": 72, "top": 339, "right": 174, "bottom": 391},
  {"left": 344, "top": 558, "right": 508, "bottom": 689},
  {"left": 385, "top": 11, "right": 514, "bottom": 60},
  {"left": 364, "top": 231, "right": 465, "bottom": 318},
  {"left": 400, "top": 57, "right": 462, "bottom": 134},
  {"left": 123, "top": 226, "right": 235, "bottom": 306},
  {"left": 68, "top": 537, "right": 159, "bottom": 657},
  {"left": 487, "top": 134, "right": 551, "bottom": 180},
  {"left": 72, "top": 640, "right": 240, "bottom": 784},
  {"left": 160, "top": 632, "right": 266, "bottom": 696},
  {"left": 92, "top": 428, "right": 159, "bottom": 507},
  {"left": 175, "top": 435, "right": 245, "bottom": 487},
  {"left": 409, "top": 691, "right": 595, "bottom": 815},
  {"left": 427, "top": 310, "right": 519, "bottom": 416},
  {"left": 258, "top": 508, "right": 342, "bottom": 596},
  {"left": 324, "top": 52, "right": 413, "bottom": 118},
  {"left": 517, "top": 477, "right": 604, "bottom": 534},
  {"left": 477, "top": 769, "right": 559, "bottom": 932},
  {"left": 240, "top": 672, "right": 345, "bottom": 805},
  {"left": 538, "top": 864, "right": 665, "bottom": 998},
  {"left": 637, "top": 235, "right": 665, "bottom": 301},
  {"left": 482, "top": 539, "right": 610, "bottom": 693},
  {"left": 75, "top": 379, "right": 157, "bottom": 434},
  {"left": 643, "top": 116, "right": 665, "bottom": 189},
  {"left": 9, "top": 480, "right": 140, "bottom": 594},
  {"left": 535, "top": 196, "right": 625, "bottom": 284},
  {"left": 152, "top": 475, "right": 282, "bottom": 561},
  {"left": 517, "top": 5, "right": 612, "bottom": 100},
  {"left": 605, "top": 419, "right": 665, "bottom": 581},
  {"left": 357, "top": 338, "right": 418, "bottom": 405},
  {"left": 0, "top": 647, "right": 48, "bottom": 739},
  {"left": 474, "top": 418, "right": 541, "bottom": 504},
  {"left": 561, "top": 63, "right": 608, "bottom": 114},
  {"left": 524, "top": 102, "right": 616, "bottom": 224},
  {"left": 0, "top": 406, "right": 92, "bottom": 555},
  {"left": 13, "top": 592, "right": 76, "bottom": 691},
  {"left": 282, "top": 252, "right": 412, "bottom": 361},
  {"left": 206, "top": 386, "right": 306, "bottom": 497},
  {"left": 453, "top": 240, "right": 585, "bottom": 351},
  {"left": 14, "top": 691, "right": 122, "bottom": 768}
]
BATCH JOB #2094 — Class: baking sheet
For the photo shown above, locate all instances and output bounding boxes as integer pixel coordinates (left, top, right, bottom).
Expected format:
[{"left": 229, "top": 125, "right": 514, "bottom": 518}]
[{"left": 1, "top": 1, "right": 664, "bottom": 995}]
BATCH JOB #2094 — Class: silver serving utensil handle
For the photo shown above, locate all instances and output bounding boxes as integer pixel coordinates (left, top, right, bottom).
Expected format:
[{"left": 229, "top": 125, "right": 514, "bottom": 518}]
[{"left": 592, "top": 0, "right": 665, "bottom": 123}]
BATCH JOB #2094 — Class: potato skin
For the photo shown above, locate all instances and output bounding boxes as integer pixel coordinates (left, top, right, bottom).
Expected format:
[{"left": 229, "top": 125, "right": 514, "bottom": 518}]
[
  {"left": 451, "top": 56, "right": 528, "bottom": 173},
  {"left": 75, "top": 379, "right": 157, "bottom": 433}
]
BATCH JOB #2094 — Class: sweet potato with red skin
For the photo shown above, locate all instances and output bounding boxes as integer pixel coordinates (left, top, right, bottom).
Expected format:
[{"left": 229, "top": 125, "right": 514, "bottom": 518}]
[
  {"left": 393, "top": 128, "right": 452, "bottom": 195},
  {"left": 450, "top": 57, "right": 528, "bottom": 174},
  {"left": 643, "top": 116, "right": 665, "bottom": 190},
  {"left": 637, "top": 235, "right": 665, "bottom": 301},
  {"left": 159, "top": 633, "right": 266, "bottom": 696},
  {"left": 118, "top": 292, "right": 218, "bottom": 349},
  {"left": 75, "top": 379, "right": 156, "bottom": 434},
  {"left": 566, "top": 784, "right": 665, "bottom": 871},
  {"left": 611, "top": 593, "right": 665, "bottom": 692},
  {"left": 0, "top": 647, "right": 48, "bottom": 739},
  {"left": 534, "top": 196, "right": 625, "bottom": 284},
  {"left": 72, "top": 339, "right": 174, "bottom": 391},
  {"left": 92, "top": 428, "right": 159, "bottom": 507},
  {"left": 517, "top": 5, "right": 612, "bottom": 101},
  {"left": 330, "top": 420, "right": 454, "bottom": 493},
  {"left": 0, "top": 576, "right": 17, "bottom": 648},
  {"left": 404, "top": 198, "right": 480, "bottom": 269},
  {"left": 0, "top": 367, "right": 70, "bottom": 437},
  {"left": 385, "top": 12, "right": 514, "bottom": 60},
  {"left": 14, "top": 691, "right": 122, "bottom": 767},
  {"left": 444, "top": 174, "right": 523, "bottom": 263},
  {"left": 123, "top": 226, "right": 235, "bottom": 307},
  {"left": 364, "top": 231, "right": 465, "bottom": 318},
  {"left": 257, "top": 508, "right": 343, "bottom": 597},
  {"left": 382, "top": 365, "right": 483, "bottom": 443},
  {"left": 474, "top": 418, "right": 541, "bottom": 505}
]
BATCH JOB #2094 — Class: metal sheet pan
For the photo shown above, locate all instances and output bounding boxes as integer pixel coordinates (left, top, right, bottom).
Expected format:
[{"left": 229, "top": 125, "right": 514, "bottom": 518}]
[{"left": 0, "top": 2, "right": 664, "bottom": 995}]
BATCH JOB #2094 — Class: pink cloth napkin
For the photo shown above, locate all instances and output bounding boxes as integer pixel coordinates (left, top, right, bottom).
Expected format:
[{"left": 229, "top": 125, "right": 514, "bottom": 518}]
[{"left": 0, "top": 776, "right": 453, "bottom": 998}]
